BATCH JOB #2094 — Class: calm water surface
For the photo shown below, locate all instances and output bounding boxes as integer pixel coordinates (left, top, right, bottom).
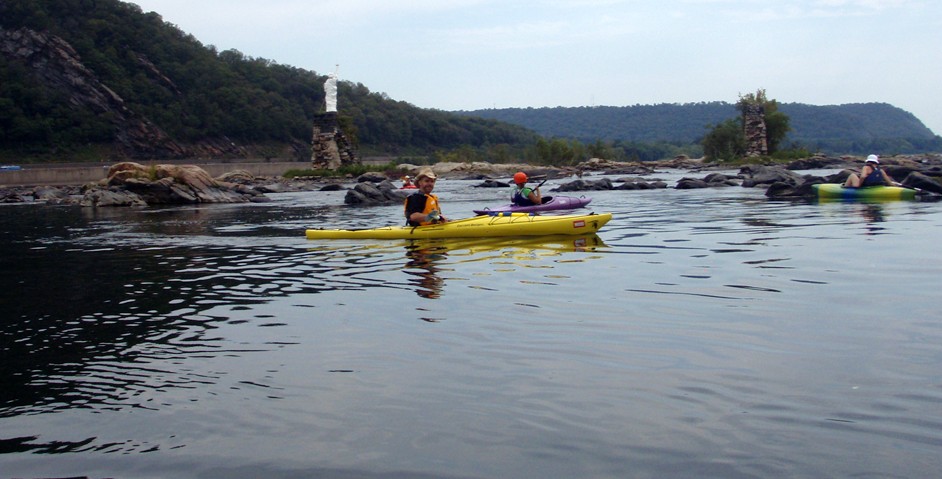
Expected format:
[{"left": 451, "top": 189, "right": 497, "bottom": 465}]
[{"left": 1, "top": 171, "right": 940, "bottom": 479}]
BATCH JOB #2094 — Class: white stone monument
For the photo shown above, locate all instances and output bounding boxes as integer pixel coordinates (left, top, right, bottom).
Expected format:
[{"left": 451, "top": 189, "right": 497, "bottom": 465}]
[{"left": 324, "top": 70, "right": 337, "bottom": 113}]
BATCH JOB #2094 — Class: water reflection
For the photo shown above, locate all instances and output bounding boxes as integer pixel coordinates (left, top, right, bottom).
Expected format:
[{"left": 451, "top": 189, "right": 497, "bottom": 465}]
[
  {"left": 859, "top": 203, "right": 885, "bottom": 222},
  {"left": 404, "top": 243, "right": 448, "bottom": 300},
  {"left": 400, "top": 235, "right": 607, "bottom": 300},
  {"left": 405, "top": 234, "right": 606, "bottom": 255},
  {"left": 856, "top": 203, "right": 886, "bottom": 235}
]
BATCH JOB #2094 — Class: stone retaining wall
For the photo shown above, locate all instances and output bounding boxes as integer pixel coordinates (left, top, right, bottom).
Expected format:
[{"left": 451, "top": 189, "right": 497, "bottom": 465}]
[{"left": 0, "top": 162, "right": 308, "bottom": 187}]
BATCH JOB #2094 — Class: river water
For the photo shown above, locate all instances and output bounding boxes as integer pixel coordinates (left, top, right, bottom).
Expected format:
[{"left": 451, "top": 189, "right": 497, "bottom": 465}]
[{"left": 1, "top": 170, "right": 940, "bottom": 479}]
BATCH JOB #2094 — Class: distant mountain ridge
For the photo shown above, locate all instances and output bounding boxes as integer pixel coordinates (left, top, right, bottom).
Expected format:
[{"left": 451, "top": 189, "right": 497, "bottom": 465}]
[{"left": 457, "top": 102, "right": 940, "bottom": 153}]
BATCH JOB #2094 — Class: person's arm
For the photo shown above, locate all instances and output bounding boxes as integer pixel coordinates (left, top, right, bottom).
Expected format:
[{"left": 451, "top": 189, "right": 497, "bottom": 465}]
[
  {"left": 418, "top": 210, "right": 447, "bottom": 223},
  {"left": 882, "top": 170, "right": 899, "bottom": 186},
  {"left": 409, "top": 211, "right": 429, "bottom": 224},
  {"left": 527, "top": 187, "right": 542, "bottom": 205}
]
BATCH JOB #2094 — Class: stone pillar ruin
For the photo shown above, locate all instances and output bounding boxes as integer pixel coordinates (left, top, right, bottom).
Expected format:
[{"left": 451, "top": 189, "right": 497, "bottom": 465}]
[
  {"left": 311, "top": 69, "right": 357, "bottom": 169},
  {"left": 310, "top": 112, "right": 358, "bottom": 170},
  {"left": 742, "top": 104, "right": 768, "bottom": 157}
]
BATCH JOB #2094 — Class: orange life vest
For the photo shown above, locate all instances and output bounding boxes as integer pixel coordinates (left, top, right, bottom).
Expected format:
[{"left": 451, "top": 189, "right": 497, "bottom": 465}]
[{"left": 404, "top": 193, "right": 442, "bottom": 226}]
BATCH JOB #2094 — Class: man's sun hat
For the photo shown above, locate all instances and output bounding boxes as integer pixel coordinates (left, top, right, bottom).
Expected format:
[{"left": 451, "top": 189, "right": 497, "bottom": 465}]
[
  {"left": 415, "top": 168, "right": 437, "bottom": 182},
  {"left": 866, "top": 154, "right": 879, "bottom": 164}
]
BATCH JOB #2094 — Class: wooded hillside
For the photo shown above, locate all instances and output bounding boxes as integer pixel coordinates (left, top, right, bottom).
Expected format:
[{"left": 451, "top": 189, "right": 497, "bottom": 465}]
[
  {"left": 458, "top": 102, "right": 941, "bottom": 155},
  {"left": 0, "top": 0, "right": 538, "bottom": 162}
]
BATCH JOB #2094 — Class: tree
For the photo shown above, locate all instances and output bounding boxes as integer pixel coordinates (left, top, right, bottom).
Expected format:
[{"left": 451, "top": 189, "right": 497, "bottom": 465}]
[
  {"left": 701, "top": 118, "right": 745, "bottom": 161},
  {"left": 764, "top": 108, "right": 791, "bottom": 154}
]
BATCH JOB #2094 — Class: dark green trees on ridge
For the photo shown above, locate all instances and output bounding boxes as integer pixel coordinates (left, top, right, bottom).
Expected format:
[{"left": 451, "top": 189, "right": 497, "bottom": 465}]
[{"left": 0, "top": 0, "right": 538, "bottom": 161}]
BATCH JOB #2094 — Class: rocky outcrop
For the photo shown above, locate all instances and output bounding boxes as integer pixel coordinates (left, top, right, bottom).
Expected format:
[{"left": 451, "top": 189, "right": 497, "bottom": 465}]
[
  {"left": 1, "top": 185, "right": 83, "bottom": 204},
  {"left": 32, "top": 186, "right": 73, "bottom": 204},
  {"left": 0, "top": 27, "right": 187, "bottom": 158},
  {"left": 555, "top": 178, "right": 616, "bottom": 191},
  {"left": 676, "top": 173, "right": 741, "bottom": 189},
  {"left": 0, "top": 190, "right": 28, "bottom": 203},
  {"left": 739, "top": 165, "right": 805, "bottom": 187},
  {"left": 0, "top": 163, "right": 345, "bottom": 205},
  {"left": 905, "top": 172, "right": 942, "bottom": 194},
  {"left": 344, "top": 181, "right": 410, "bottom": 206},
  {"left": 615, "top": 180, "right": 668, "bottom": 190},
  {"left": 5, "top": 156, "right": 942, "bottom": 206},
  {"left": 356, "top": 172, "right": 388, "bottom": 183},
  {"left": 80, "top": 188, "right": 148, "bottom": 207},
  {"left": 80, "top": 162, "right": 268, "bottom": 206},
  {"left": 784, "top": 155, "right": 854, "bottom": 170},
  {"left": 763, "top": 177, "right": 823, "bottom": 199},
  {"left": 474, "top": 179, "right": 511, "bottom": 188},
  {"left": 399, "top": 162, "right": 566, "bottom": 181}
]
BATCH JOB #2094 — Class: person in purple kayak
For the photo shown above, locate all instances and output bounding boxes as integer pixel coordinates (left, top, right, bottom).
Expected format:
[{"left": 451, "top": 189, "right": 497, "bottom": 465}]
[{"left": 511, "top": 172, "right": 543, "bottom": 206}]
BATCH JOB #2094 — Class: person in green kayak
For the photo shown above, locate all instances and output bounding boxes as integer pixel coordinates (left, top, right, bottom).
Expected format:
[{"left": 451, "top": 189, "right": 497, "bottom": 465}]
[
  {"left": 844, "top": 154, "right": 899, "bottom": 188},
  {"left": 511, "top": 171, "right": 542, "bottom": 206},
  {"left": 405, "top": 168, "right": 449, "bottom": 226}
]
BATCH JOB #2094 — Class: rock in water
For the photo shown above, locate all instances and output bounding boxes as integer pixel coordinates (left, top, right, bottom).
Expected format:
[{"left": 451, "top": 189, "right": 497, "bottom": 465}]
[{"left": 82, "top": 162, "right": 261, "bottom": 206}]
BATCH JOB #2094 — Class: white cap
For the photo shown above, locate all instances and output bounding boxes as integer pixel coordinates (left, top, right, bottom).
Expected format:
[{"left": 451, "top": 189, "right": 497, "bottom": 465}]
[{"left": 866, "top": 154, "right": 879, "bottom": 164}]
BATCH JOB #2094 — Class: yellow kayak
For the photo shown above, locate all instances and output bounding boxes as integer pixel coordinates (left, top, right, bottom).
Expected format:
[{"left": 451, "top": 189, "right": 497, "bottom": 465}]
[{"left": 305, "top": 212, "right": 613, "bottom": 240}]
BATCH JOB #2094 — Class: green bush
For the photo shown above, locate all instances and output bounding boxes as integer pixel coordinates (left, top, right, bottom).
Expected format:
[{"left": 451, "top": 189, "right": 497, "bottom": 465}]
[{"left": 283, "top": 161, "right": 399, "bottom": 178}]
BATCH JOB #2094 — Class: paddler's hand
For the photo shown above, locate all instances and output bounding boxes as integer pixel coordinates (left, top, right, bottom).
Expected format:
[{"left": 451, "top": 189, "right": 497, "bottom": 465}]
[{"left": 427, "top": 210, "right": 441, "bottom": 222}]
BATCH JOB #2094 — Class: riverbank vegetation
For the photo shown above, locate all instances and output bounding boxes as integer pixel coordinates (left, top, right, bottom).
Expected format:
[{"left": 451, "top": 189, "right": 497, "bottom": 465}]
[{"left": 283, "top": 162, "right": 402, "bottom": 179}]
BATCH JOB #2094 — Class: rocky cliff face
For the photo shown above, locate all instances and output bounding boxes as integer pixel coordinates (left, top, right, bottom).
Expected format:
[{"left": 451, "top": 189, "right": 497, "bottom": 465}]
[{"left": 0, "top": 26, "right": 188, "bottom": 158}]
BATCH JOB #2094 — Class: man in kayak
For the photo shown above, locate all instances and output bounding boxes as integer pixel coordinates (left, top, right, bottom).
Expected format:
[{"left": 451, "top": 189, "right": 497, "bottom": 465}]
[
  {"left": 405, "top": 168, "right": 449, "bottom": 226},
  {"left": 844, "top": 154, "right": 899, "bottom": 188},
  {"left": 511, "top": 172, "right": 542, "bottom": 206}
]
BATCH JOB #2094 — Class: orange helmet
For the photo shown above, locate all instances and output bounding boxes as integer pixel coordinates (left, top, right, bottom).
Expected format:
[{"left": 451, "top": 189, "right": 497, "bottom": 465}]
[{"left": 513, "top": 172, "right": 528, "bottom": 184}]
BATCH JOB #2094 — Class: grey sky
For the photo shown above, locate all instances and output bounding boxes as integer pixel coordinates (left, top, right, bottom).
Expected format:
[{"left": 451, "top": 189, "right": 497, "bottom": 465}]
[{"left": 131, "top": 0, "right": 942, "bottom": 135}]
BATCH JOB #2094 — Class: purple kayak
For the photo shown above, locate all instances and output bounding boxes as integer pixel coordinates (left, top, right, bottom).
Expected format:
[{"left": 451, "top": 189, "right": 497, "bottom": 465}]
[{"left": 473, "top": 195, "right": 592, "bottom": 215}]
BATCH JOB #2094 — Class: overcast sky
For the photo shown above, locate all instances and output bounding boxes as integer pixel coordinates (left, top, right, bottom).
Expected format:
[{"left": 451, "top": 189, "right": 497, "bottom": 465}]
[{"left": 130, "top": 0, "right": 942, "bottom": 135}]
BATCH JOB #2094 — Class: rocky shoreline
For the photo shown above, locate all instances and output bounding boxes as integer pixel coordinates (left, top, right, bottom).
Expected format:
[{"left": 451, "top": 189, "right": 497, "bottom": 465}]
[{"left": 3, "top": 154, "right": 942, "bottom": 207}]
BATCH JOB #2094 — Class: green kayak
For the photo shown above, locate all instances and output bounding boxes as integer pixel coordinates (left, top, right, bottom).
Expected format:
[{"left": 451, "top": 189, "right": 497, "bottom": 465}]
[{"left": 813, "top": 183, "right": 916, "bottom": 201}]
